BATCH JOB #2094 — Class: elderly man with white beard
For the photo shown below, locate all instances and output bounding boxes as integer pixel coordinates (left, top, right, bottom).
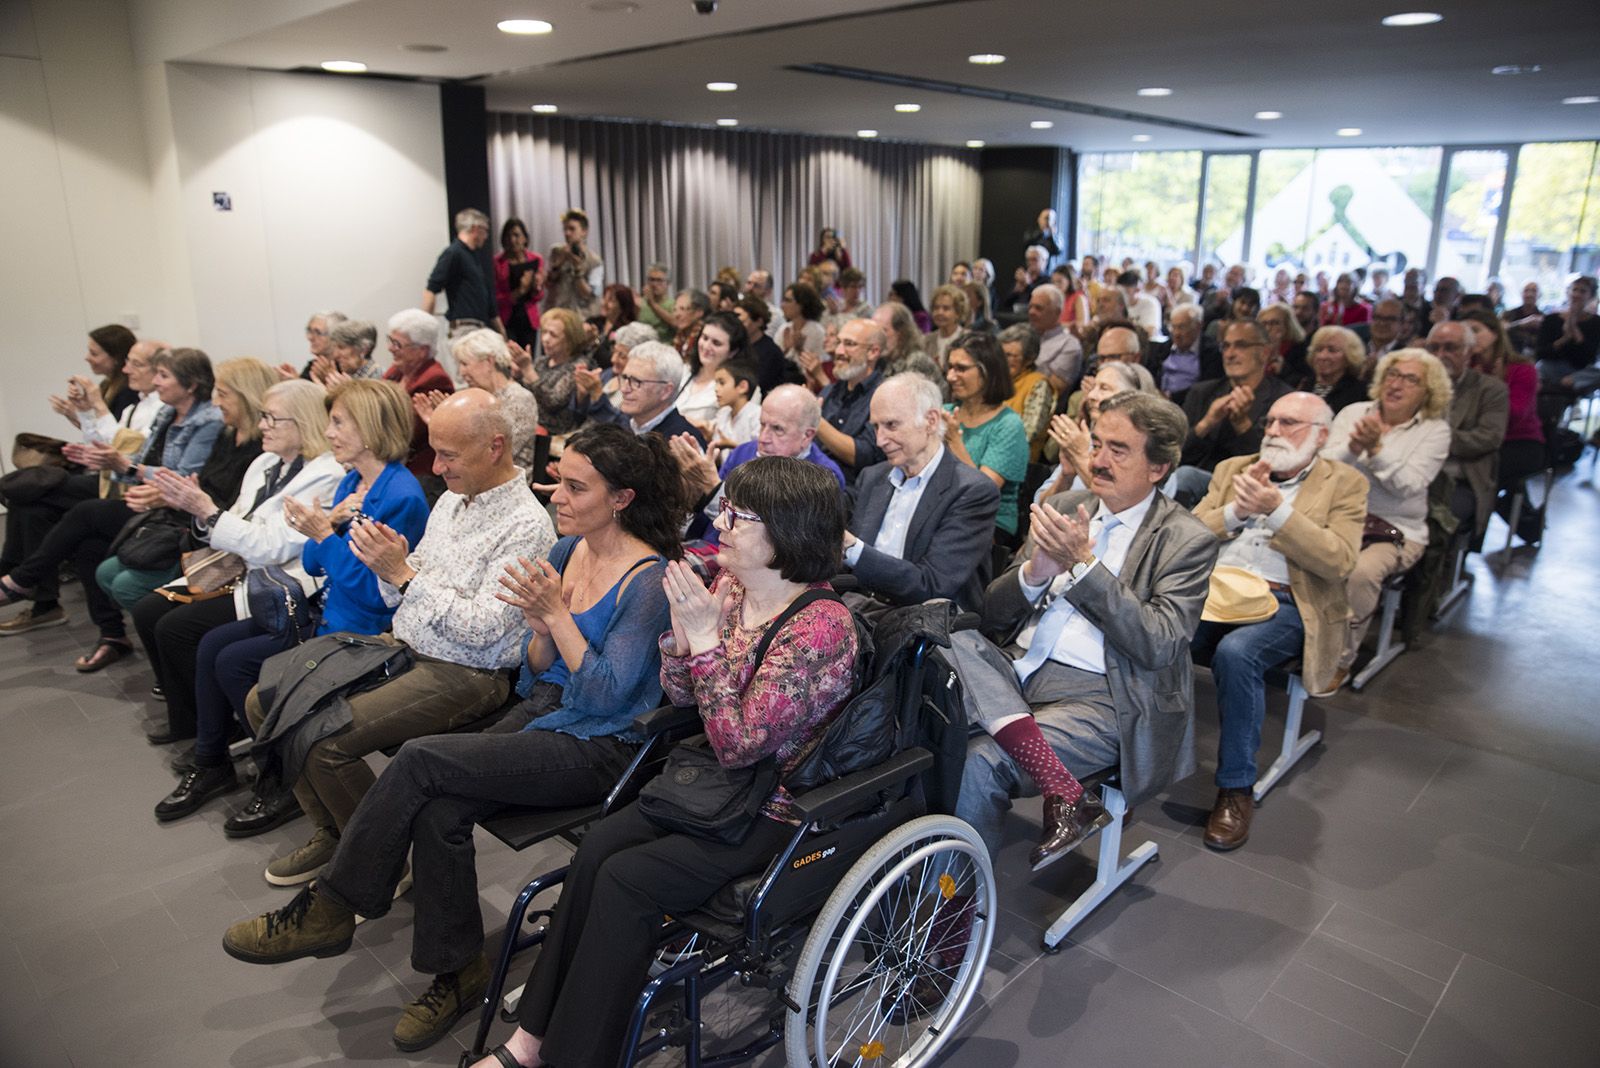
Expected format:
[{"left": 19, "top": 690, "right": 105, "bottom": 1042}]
[{"left": 1189, "top": 392, "right": 1367, "bottom": 851}]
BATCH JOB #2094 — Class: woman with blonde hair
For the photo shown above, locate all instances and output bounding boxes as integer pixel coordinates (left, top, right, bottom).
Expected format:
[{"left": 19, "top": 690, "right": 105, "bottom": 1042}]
[
  {"left": 517, "top": 307, "right": 593, "bottom": 436},
  {"left": 923, "top": 284, "right": 971, "bottom": 368},
  {"left": 159, "top": 378, "right": 431, "bottom": 826},
  {"left": 1319, "top": 348, "right": 1452, "bottom": 687},
  {"left": 1258, "top": 302, "right": 1308, "bottom": 380},
  {"left": 1291, "top": 325, "right": 1368, "bottom": 413},
  {"left": 131, "top": 378, "right": 345, "bottom": 749}
]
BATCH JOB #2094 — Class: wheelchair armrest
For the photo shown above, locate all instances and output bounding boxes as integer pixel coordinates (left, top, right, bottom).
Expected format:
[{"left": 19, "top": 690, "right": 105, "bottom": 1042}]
[
  {"left": 631, "top": 704, "right": 700, "bottom": 738},
  {"left": 788, "top": 748, "right": 934, "bottom": 824}
]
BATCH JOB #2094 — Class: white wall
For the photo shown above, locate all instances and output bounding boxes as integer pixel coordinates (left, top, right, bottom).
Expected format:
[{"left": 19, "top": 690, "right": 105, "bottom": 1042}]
[
  {"left": 0, "top": 0, "right": 448, "bottom": 471},
  {"left": 164, "top": 63, "right": 448, "bottom": 363}
]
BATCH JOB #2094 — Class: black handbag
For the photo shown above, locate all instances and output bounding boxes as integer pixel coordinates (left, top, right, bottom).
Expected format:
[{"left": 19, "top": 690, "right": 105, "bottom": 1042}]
[
  {"left": 638, "top": 589, "right": 843, "bottom": 845},
  {"left": 246, "top": 565, "right": 320, "bottom": 642},
  {"left": 110, "top": 510, "right": 189, "bottom": 571}
]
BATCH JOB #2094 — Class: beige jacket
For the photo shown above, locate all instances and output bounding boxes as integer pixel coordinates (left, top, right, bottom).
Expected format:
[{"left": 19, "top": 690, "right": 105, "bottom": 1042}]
[{"left": 1194, "top": 456, "right": 1367, "bottom": 694}]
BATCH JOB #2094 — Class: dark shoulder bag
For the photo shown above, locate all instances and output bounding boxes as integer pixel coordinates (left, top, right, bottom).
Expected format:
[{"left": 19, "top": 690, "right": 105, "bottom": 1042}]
[{"left": 638, "top": 589, "right": 843, "bottom": 845}]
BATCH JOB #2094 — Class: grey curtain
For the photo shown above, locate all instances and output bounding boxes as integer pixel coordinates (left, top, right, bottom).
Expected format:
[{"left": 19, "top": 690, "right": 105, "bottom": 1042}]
[{"left": 487, "top": 113, "right": 982, "bottom": 302}]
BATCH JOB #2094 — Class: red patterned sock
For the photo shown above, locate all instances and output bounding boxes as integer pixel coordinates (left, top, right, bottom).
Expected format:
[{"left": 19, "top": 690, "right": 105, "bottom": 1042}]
[{"left": 992, "top": 717, "right": 1084, "bottom": 804}]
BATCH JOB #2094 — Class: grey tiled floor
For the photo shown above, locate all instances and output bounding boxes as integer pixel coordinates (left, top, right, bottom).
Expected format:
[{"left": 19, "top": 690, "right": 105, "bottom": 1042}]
[{"left": 2, "top": 473, "right": 1599, "bottom": 1066}]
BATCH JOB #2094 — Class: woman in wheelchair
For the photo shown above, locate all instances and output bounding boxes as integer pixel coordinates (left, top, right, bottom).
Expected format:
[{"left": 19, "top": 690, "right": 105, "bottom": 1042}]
[
  {"left": 473, "top": 456, "right": 858, "bottom": 1068},
  {"left": 222, "top": 423, "right": 687, "bottom": 1053}
]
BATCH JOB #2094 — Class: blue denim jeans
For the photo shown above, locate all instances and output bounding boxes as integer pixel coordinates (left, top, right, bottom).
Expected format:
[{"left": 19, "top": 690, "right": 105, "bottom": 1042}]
[{"left": 1190, "top": 591, "right": 1304, "bottom": 790}]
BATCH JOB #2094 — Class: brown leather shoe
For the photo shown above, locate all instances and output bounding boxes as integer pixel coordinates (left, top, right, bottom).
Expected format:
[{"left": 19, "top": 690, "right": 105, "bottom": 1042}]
[
  {"left": 1031, "top": 792, "right": 1113, "bottom": 870},
  {"left": 1203, "top": 788, "right": 1254, "bottom": 851}
]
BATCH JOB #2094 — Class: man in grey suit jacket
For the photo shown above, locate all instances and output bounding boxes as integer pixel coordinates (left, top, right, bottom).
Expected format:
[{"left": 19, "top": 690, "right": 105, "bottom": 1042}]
[
  {"left": 841, "top": 373, "right": 1000, "bottom": 611},
  {"left": 1426, "top": 320, "right": 1507, "bottom": 543},
  {"left": 950, "top": 391, "right": 1219, "bottom": 863}
]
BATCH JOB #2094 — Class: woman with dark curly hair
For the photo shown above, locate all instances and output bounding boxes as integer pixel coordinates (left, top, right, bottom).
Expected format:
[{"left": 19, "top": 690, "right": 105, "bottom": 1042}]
[{"left": 222, "top": 422, "right": 692, "bottom": 1055}]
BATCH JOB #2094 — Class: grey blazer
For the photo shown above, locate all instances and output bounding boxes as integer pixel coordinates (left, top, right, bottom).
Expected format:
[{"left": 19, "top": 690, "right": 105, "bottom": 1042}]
[
  {"left": 1445, "top": 367, "right": 1509, "bottom": 540},
  {"left": 980, "top": 490, "right": 1219, "bottom": 806},
  {"left": 848, "top": 454, "right": 1000, "bottom": 611}
]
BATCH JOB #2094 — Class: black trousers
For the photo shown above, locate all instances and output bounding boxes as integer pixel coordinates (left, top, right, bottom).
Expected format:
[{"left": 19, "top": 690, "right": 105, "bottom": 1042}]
[
  {"left": 0, "top": 473, "right": 99, "bottom": 610},
  {"left": 317, "top": 712, "right": 635, "bottom": 975},
  {"left": 516, "top": 804, "right": 792, "bottom": 1068},
  {"left": 9, "top": 496, "right": 132, "bottom": 638},
  {"left": 130, "top": 592, "right": 236, "bottom": 738}
]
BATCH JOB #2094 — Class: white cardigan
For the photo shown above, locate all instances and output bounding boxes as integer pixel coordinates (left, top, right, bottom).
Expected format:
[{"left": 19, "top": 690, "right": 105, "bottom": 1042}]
[{"left": 206, "top": 450, "right": 344, "bottom": 619}]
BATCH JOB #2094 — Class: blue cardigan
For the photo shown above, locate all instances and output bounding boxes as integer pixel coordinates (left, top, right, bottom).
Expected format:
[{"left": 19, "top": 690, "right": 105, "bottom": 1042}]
[
  {"left": 301, "top": 462, "right": 431, "bottom": 635},
  {"left": 517, "top": 535, "right": 672, "bottom": 741}
]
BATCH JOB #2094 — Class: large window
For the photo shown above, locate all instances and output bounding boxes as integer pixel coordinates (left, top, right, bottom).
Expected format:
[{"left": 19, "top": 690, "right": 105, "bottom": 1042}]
[
  {"left": 1440, "top": 149, "right": 1510, "bottom": 292},
  {"left": 1502, "top": 142, "right": 1600, "bottom": 299},
  {"left": 1246, "top": 147, "right": 1440, "bottom": 285},
  {"left": 1197, "top": 154, "right": 1250, "bottom": 270},
  {"left": 1077, "top": 151, "right": 1201, "bottom": 270}
]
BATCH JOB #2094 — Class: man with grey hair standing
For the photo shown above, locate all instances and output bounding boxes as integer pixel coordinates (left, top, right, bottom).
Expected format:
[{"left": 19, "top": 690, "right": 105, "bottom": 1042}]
[
  {"left": 384, "top": 309, "right": 456, "bottom": 495},
  {"left": 422, "top": 208, "right": 501, "bottom": 335},
  {"left": 1191, "top": 391, "right": 1366, "bottom": 850}
]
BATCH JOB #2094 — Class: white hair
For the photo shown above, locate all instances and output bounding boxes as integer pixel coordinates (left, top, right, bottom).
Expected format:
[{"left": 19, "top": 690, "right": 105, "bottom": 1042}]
[
  {"left": 878, "top": 372, "right": 943, "bottom": 421},
  {"left": 1170, "top": 302, "right": 1203, "bottom": 327},
  {"left": 612, "top": 321, "right": 658, "bottom": 349},
  {"left": 1032, "top": 283, "right": 1064, "bottom": 311},
  {"left": 387, "top": 308, "right": 442, "bottom": 354},
  {"left": 628, "top": 340, "right": 686, "bottom": 387},
  {"left": 451, "top": 328, "right": 512, "bottom": 375},
  {"left": 765, "top": 384, "right": 822, "bottom": 430}
]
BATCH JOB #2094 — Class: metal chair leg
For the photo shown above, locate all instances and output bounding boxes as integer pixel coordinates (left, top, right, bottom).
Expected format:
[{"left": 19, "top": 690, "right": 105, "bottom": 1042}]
[
  {"left": 1041, "top": 783, "right": 1158, "bottom": 950},
  {"left": 1253, "top": 675, "right": 1321, "bottom": 801}
]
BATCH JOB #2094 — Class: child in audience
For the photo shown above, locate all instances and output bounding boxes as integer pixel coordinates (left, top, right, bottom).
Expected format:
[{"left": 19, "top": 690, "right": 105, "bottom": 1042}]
[{"left": 707, "top": 360, "right": 760, "bottom": 465}]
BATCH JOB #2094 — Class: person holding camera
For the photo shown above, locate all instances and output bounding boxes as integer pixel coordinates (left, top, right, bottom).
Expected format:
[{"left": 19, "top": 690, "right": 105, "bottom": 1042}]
[
  {"left": 807, "top": 226, "right": 852, "bottom": 270},
  {"left": 543, "top": 209, "right": 605, "bottom": 318}
]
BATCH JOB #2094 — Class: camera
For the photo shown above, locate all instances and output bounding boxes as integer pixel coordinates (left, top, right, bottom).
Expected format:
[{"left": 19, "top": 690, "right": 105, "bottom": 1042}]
[{"left": 692, "top": 0, "right": 717, "bottom": 13}]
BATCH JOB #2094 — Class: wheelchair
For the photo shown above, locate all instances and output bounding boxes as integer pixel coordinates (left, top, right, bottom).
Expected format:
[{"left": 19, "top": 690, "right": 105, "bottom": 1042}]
[{"left": 460, "top": 606, "right": 996, "bottom": 1068}]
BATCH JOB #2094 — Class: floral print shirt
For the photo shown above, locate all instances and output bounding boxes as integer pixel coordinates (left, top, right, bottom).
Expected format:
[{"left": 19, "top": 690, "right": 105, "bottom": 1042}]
[{"left": 661, "top": 581, "right": 858, "bottom": 822}]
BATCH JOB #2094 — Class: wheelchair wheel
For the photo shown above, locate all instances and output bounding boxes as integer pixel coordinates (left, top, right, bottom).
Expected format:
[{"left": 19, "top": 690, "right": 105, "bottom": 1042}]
[{"left": 783, "top": 815, "right": 995, "bottom": 1067}]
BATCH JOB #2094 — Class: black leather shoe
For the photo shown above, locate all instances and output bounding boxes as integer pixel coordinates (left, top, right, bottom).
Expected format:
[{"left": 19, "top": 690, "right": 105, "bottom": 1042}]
[
  {"left": 155, "top": 764, "right": 241, "bottom": 822},
  {"left": 150, "top": 685, "right": 166, "bottom": 701},
  {"left": 1030, "top": 792, "right": 1113, "bottom": 870},
  {"left": 224, "top": 788, "right": 304, "bottom": 839},
  {"left": 146, "top": 722, "right": 196, "bottom": 745}
]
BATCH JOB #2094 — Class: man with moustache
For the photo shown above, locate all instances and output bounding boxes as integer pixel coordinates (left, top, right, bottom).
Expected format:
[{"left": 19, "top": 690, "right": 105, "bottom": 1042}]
[{"left": 1190, "top": 392, "right": 1367, "bottom": 851}]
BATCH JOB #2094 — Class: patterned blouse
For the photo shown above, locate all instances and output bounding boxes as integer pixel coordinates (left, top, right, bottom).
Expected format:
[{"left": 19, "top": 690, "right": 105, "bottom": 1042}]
[
  {"left": 660, "top": 581, "right": 858, "bottom": 823},
  {"left": 530, "top": 354, "right": 594, "bottom": 436}
]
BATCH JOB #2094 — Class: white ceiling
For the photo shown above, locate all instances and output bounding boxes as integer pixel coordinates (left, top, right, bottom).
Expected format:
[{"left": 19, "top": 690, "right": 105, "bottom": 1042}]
[{"left": 172, "top": 0, "right": 1600, "bottom": 152}]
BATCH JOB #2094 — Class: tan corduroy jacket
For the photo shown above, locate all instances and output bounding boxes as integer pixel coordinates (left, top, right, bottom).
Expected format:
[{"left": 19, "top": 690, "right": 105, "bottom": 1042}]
[{"left": 1193, "top": 456, "right": 1367, "bottom": 694}]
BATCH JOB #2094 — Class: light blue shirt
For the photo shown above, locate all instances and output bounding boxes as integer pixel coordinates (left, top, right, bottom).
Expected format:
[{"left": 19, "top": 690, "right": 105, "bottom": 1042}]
[
  {"left": 1015, "top": 489, "right": 1155, "bottom": 675},
  {"left": 842, "top": 446, "right": 946, "bottom": 567}
]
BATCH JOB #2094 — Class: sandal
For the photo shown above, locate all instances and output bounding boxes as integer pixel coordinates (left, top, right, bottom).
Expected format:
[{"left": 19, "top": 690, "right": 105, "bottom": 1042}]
[
  {"left": 0, "top": 577, "right": 32, "bottom": 607},
  {"left": 483, "top": 1046, "right": 531, "bottom": 1068},
  {"left": 75, "top": 638, "right": 133, "bottom": 673}
]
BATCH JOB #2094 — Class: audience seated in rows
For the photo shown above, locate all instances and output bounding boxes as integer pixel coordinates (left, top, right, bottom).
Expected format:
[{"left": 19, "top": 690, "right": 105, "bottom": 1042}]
[
  {"left": 1, "top": 348, "right": 224, "bottom": 669},
  {"left": 1191, "top": 392, "right": 1367, "bottom": 850},
  {"left": 242, "top": 389, "right": 554, "bottom": 888},
  {"left": 943, "top": 334, "right": 1030, "bottom": 540},
  {"left": 1290, "top": 326, "right": 1369, "bottom": 413},
  {"left": 1426, "top": 320, "right": 1509, "bottom": 544},
  {"left": 1169, "top": 320, "right": 1294, "bottom": 504},
  {"left": 413, "top": 329, "right": 539, "bottom": 473},
  {"left": 223, "top": 423, "right": 684, "bottom": 1054},
  {"left": 383, "top": 309, "right": 457, "bottom": 490},
  {"left": 156, "top": 379, "right": 430, "bottom": 825},
  {"left": 1148, "top": 303, "right": 1219, "bottom": 403},
  {"left": 132, "top": 378, "right": 345, "bottom": 756},
  {"left": 999, "top": 323, "right": 1056, "bottom": 460},
  {"left": 515, "top": 307, "right": 591, "bottom": 437},
  {"left": 1320, "top": 349, "right": 1451, "bottom": 679},
  {"left": 1035, "top": 360, "right": 1161, "bottom": 504}
]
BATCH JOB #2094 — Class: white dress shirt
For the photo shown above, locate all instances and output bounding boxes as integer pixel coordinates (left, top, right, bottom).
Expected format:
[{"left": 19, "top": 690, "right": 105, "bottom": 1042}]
[
  {"left": 1014, "top": 489, "right": 1155, "bottom": 675},
  {"left": 842, "top": 447, "right": 945, "bottom": 567}
]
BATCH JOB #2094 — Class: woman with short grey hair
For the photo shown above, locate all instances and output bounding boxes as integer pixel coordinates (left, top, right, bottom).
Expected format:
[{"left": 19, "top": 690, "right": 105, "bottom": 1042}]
[
  {"left": 321, "top": 320, "right": 381, "bottom": 382},
  {"left": 449, "top": 329, "right": 539, "bottom": 474}
]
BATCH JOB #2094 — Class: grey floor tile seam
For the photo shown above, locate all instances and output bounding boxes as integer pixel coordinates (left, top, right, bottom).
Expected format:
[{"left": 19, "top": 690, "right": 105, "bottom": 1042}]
[
  {"left": 1400, "top": 753, "right": 1451, "bottom": 816},
  {"left": 1312, "top": 928, "right": 1457, "bottom": 990},
  {"left": 1267, "top": 985, "right": 1415, "bottom": 1058},
  {"left": 1515, "top": 792, "right": 1553, "bottom": 854},
  {"left": 1239, "top": 899, "right": 1339, "bottom": 1027},
  {"left": 1293, "top": 956, "right": 1433, "bottom": 1032},
  {"left": 1400, "top": 951, "right": 1464, "bottom": 1066}
]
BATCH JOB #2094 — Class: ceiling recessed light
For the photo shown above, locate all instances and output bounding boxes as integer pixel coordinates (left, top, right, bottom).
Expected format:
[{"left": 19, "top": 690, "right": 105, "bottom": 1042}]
[
  {"left": 497, "top": 19, "right": 553, "bottom": 35},
  {"left": 1030, "top": 120, "right": 1054, "bottom": 129},
  {"left": 1561, "top": 95, "right": 1600, "bottom": 105},
  {"left": 967, "top": 53, "right": 1006, "bottom": 65},
  {"left": 706, "top": 81, "right": 737, "bottom": 92},
  {"left": 1132, "top": 134, "right": 1152, "bottom": 142},
  {"left": 966, "top": 139, "right": 985, "bottom": 148},
  {"left": 587, "top": 0, "right": 639, "bottom": 11},
  {"left": 894, "top": 103, "right": 922, "bottom": 113},
  {"left": 857, "top": 129, "right": 878, "bottom": 139},
  {"left": 320, "top": 60, "right": 367, "bottom": 73},
  {"left": 401, "top": 43, "right": 448, "bottom": 54},
  {"left": 531, "top": 104, "right": 558, "bottom": 113},
  {"left": 1336, "top": 127, "right": 1363, "bottom": 137},
  {"left": 716, "top": 118, "right": 738, "bottom": 126},
  {"left": 1380, "top": 11, "right": 1442, "bottom": 26},
  {"left": 1136, "top": 87, "right": 1172, "bottom": 97},
  {"left": 1491, "top": 64, "right": 1543, "bottom": 76},
  {"left": 1255, "top": 110, "right": 1283, "bottom": 120}
]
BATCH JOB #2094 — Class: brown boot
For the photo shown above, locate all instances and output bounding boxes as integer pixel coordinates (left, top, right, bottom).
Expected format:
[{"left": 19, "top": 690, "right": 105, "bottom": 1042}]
[{"left": 1203, "top": 788, "right": 1254, "bottom": 851}]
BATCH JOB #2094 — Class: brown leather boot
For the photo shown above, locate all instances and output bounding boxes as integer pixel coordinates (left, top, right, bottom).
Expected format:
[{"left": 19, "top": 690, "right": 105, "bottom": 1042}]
[{"left": 1203, "top": 788, "right": 1254, "bottom": 851}]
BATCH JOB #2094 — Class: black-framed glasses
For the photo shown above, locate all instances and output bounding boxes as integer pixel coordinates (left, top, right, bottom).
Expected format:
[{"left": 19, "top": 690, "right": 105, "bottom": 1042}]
[
  {"left": 618, "top": 373, "right": 671, "bottom": 391},
  {"left": 1383, "top": 368, "right": 1425, "bottom": 387},
  {"left": 259, "top": 412, "right": 295, "bottom": 428},
  {"left": 718, "top": 498, "right": 763, "bottom": 528}
]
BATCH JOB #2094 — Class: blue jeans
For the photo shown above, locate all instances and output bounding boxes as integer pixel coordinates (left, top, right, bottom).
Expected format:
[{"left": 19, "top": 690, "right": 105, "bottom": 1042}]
[{"left": 1190, "top": 591, "right": 1304, "bottom": 790}]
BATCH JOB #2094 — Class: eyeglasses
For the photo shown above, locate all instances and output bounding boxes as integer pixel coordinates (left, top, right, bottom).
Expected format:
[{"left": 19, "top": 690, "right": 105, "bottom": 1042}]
[
  {"left": 259, "top": 412, "right": 295, "bottom": 428},
  {"left": 1220, "top": 340, "right": 1263, "bottom": 351},
  {"left": 1262, "top": 415, "right": 1313, "bottom": 431},
  {"left": 306, "top": 328, "right": 328, "bottom": 338},
  {"left": 617, "top": 373, "right": 672, "bottom": 392},
  {"left": 718, "top": 498, "right": 763, "bottom": 528},
  {"left": 1383, "top": 368, "right": 1425, "bottom": 387},
  {"left": 388, "top": 336, "right": 417, "bottom": 350}
]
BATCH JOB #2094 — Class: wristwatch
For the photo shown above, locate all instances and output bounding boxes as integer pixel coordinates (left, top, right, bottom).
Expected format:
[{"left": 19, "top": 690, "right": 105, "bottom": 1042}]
[{"left": 1068, "top": 556, "right": 1097, "bottom": 582}]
